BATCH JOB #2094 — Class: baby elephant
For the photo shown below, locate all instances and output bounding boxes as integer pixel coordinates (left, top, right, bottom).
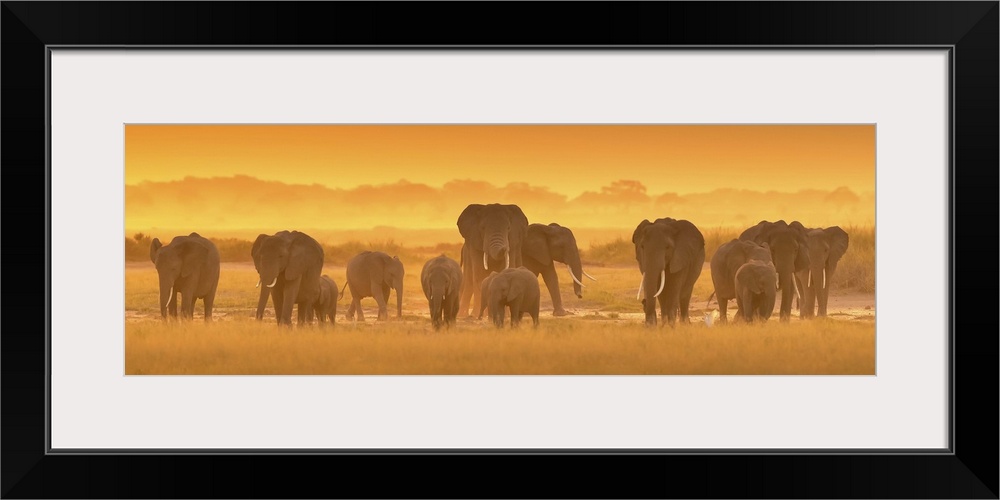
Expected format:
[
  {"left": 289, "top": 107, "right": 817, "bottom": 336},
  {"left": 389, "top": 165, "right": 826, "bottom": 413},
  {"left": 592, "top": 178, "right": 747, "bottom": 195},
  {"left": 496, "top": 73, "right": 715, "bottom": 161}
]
[
  {"left": 477, "top": 271, "right": 499, "bottom": 320},
  {"left": 420, "top": 254, "right": 463, "bottom": 330},
  {"left": 735, "top": 259, "right": 778, "bottom": 323},
  {"left": 313, "top": 275, "right": 339, "bottom": 326},
  {"left": 488, "top": 267, "right": 541, "bottom": 328}
]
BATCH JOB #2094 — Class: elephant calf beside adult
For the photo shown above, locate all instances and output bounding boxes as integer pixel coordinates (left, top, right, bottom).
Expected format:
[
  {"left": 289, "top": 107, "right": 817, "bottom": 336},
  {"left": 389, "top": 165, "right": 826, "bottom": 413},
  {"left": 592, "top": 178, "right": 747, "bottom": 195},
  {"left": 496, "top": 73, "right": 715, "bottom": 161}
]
[
  {"left": 710, "top": 239, "right": 778, "bottom": 323},
  {"left": 488, "top": 267, "right": 541, "bottom": 328},
  {"left": 733, "top": 245, "right": 778, "bottom": 323},
  {"left": 150, "top": 232, "right": 221, "bottom": 321},
  {"left": 252, "top": 230, "right": 325, "bottom": 326},
  {"left": 521, "top": 223, "right": 597, "bottom": 316},
  {"left": 456, "top": 203, "right": 529, "bottom": 319},
  {"left": 738, "top": 220, "right": 809, "bottom": 322},
  {"left": 344, "top": 251, "right": 405, "bottom": 322}
]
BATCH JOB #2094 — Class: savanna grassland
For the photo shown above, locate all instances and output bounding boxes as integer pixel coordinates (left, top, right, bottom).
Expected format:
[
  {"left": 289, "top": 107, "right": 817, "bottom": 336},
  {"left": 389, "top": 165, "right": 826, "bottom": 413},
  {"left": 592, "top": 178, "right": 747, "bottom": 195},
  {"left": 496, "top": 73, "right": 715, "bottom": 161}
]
[{"left": 125, "top": 226, "right": 875, "bottom": 375}]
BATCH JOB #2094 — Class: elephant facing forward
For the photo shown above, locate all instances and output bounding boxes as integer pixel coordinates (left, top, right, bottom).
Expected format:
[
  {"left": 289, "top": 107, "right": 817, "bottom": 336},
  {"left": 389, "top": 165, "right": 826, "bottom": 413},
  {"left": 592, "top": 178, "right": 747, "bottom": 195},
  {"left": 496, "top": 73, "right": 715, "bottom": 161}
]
[
  {"left": 252, "top": 231, "right": 325, "bottom": 326},
  {"left": 488, "top": 267, "right": 540, "bottom": 328},
  {"left": 739, "top": 220, "right": 809, "bottom": 322},
  {"left": 345, "top": 251, "right": 405, "bottom": 321},
  {"left": 150, "top": 232, "right": 220, "bottom": 321},
  {"left": 456, "top": 203, "right": 529, "bottom": 318},
  {"left": 632, "top": 218, "right": 706, "bottom": 327},
  {"left": 420, "top": 254, "right": 462, "bottom": 330},
  {"left": 795, "top": 226, "right": 849, "bottom": 318},
  {"left": 710, "top": 239, "right": 777, "bottom": 323},
  {"left": 313, "top": 275, "right": 339, "bottom": 325},
  {"left": 521, "top": 223, "right": 596, "bottom": 316},
  {"left": 734, "top": 245, "right": 777, "bottom": 323}
]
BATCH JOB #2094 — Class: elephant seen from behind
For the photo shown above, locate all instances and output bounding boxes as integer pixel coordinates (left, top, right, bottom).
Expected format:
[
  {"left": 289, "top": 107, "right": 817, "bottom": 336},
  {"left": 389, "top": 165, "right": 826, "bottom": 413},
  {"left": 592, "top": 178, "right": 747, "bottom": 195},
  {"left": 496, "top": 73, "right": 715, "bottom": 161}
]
[
  {"left": 420, "top": 254, "right": 462, "bottom": 330},
  {"left": 795, "top": 226, "right": 849, "bottom": 318},
  {"left": 345, "top": 251, "right": 405, "bottom": 322},
  {"left": 521, "top": 223, "right": 596, "bottom": 316},
  {"left": 252, "top": 230, "right": 325, "bottom": 326},
  {"left": 149, "top": 232, "right": 221, "bottom": 321},
  {"left": 739, "top": 220, "right": 809, "bottom": 322},
  {"left": 456, "top": 203, "right": 529, "bottom": 318},
  {"left": 632, "top": 218, "right": 706, "bottom": 327},
  {"left": 488, "top": 267, "right": 541, "bottom": 328}
]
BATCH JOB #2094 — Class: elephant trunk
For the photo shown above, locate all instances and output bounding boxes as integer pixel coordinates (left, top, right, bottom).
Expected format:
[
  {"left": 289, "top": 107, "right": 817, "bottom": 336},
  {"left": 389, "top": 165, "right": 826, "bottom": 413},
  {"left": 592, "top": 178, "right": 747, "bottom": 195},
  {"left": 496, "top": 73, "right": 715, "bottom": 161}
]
[
  {"left": 158, "top": 281, "right": 174, "bottom": 318},
  {"left": 430, "top": 293, "right": 443, "bottom": 326},
  {"left": 485, "top": 234, "right": 510, "bottom": 270},
  {"left": 566, "top": 252, "right": 585, "bottom": 298},
  {"left": 255, "top": 286, "right": 269, "bottom": 320}
]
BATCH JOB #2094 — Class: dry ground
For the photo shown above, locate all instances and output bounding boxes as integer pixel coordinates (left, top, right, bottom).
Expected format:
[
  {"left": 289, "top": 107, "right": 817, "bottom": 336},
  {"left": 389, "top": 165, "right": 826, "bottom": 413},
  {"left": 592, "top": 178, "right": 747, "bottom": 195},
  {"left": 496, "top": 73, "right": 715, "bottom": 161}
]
[{"left": 125, "top": 262, "right": 875, "bottom": 375}]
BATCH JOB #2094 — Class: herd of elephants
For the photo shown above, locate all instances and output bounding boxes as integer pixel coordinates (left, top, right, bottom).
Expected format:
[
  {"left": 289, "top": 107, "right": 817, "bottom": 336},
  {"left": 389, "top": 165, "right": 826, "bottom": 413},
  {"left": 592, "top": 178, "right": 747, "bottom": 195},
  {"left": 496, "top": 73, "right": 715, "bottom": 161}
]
[{"left": 146, "top": 203, "right": 850, "bottom": 329}]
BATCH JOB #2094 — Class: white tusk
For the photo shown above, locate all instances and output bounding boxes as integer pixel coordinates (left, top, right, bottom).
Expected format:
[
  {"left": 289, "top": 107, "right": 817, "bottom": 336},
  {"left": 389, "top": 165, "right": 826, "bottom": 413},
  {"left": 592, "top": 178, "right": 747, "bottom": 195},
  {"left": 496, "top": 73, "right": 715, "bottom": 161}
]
[
  {"left": 567, "top": 265, "right": 586, "bottom": 288},
  {"left": 165, "top": 286, "right": 174, "bottom": 308},
  {"left": 583, "top": 270, "right": 597, "bottom": 281},
  {"left": 637, "top": 273, "right": 645, "bottom": 300},
  {"left": 807, "top": 270, "right": 812, "bottom": 288},
  {"left": 793, "top": 276, "right": 801, "bottom": 302},
  {"left": 483, "top": 251, "right": 488, "bottom": 270},
  {"left": 653, "top": 270, "right": 666, "bottom": 298},
  {"left": 255, "top": 278, "right": 261, "bottom": 288},
  {"left": 266, "top": 277, "right": 277, "bottom": 288},
  {"left": 822, "top": 269, "right": 827, "bottom": 289},
  {"left": 505, "top": 252, "right": 509, "bottom": 270}
]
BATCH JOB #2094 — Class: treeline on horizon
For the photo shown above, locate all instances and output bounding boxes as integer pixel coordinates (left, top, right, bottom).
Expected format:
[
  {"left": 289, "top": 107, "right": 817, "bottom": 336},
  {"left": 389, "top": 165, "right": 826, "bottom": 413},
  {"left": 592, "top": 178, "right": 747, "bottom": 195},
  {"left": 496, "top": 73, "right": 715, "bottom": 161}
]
[
  {"left": 125, "top": 176, "right": 875, "bottom": 231},
  {"left": 125, "top": 224, "right": 875, "bottom": 293}
]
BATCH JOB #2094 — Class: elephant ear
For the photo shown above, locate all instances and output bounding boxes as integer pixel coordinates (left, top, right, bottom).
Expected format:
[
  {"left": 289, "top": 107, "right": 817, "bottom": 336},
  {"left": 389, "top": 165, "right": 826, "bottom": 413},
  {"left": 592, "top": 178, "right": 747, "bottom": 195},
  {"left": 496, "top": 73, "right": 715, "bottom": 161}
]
[
  {"left": 149, "top": 238, "right": 162, "bottom": 264},
  {"left": 251, "top": 234, "right": 268, "bottom": 270},
  {"left": 523, "top": 224, "right": 552, "bottom": 265},
  {"left": 180, "top": 241, "right": 209, "bottom": 278},
  {"left": 506, "top": 275, "right": 524, "bottom": 303},
  {"left": 739, "top": 220, "right": 770, "bottom": 243},
  {"left": 505, "top": 205, "right": 529, "bottom": 249},
  {"left": 725, "top": 240, "right": 752, "bottom": 281},
  {"left": 668, "top": 220, "right": 705, "bottom": 274},
  {"left": 825, "top": 226, "right": 850, "bottom": 264},
  {"left": 457, "top": 204, "right": 486, "bottom": 246},
  {"left": 632, "top": 220, "right": 653, "bottom": 272}
]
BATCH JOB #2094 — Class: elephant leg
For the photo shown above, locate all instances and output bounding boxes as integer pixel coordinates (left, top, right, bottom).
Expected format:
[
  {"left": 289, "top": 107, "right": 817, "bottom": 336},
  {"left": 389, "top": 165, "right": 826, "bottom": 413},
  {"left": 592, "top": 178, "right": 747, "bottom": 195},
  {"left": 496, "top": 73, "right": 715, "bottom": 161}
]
[
  {"left": 353, "top": 299, "right": 365, "bottom": 322},
  {"left": 539, "top": 266, "right": 566, "bottom": 316},
  {"left": 718, "top": 298, "right": 728, "bottom": 324},
  {"left": 280, "top": 280, "right": 300, "bottom": 326},
  {"left": 470, "top": 266, "right": 487, "bottom": 321},
  {"left": 661, "top": 277, "right": 682, "bottom": 328},
  {"left": 734, "top": 293, "right": 744, "bottom": 323},
  {"left": 741, "top": 289, "right": 757, "bottom": 323},
  {"left": 370, "top": 280, "right": 388, "bottom": 320},
  {"left": 818, "top": 279, "right": 830, "bottom": 317},
  {"left": 180, "top": 290, "right": 194, "bottom": 319},
  {"left": 298, "top": 304, "right": 307, "bottom": 325},
  {"left": 272, "top": 286, "right": 285, "bottom": 325},
  {"left": 678, "top": 288, "right": 693, "bottom": 323},
  {"left": 203, "top": 285, "right": 217, "bottom": 322},
  {"left": 509, "top": 301, "right": 522, "bottom": 328},
  {"left": 458, "top": 253, "right": 475, "bottom": 317}
]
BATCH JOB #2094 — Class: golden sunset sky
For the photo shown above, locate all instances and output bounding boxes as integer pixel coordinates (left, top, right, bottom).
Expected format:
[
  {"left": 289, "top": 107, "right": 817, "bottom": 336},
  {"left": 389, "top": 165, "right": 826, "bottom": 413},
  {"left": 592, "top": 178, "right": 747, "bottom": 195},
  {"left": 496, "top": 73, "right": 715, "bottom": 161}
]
[{"left": 125, "top": 125, "right": 874, "bottom": 236}]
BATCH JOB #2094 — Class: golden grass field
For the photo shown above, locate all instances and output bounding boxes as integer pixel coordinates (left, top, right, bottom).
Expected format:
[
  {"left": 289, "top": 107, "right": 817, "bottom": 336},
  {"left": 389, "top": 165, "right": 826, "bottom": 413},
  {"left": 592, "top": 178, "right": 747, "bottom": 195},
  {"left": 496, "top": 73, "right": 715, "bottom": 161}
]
[{"left": 125, "top": 229, "right": 876, "bottom": 375}]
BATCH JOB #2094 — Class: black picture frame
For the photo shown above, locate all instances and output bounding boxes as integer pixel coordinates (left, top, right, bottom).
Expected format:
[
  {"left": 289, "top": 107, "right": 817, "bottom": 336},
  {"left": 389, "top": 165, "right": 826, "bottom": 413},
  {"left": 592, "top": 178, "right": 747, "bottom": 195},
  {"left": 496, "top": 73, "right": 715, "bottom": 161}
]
[{"left": 3, "top": 2, "right": 996, "bottom": 498}]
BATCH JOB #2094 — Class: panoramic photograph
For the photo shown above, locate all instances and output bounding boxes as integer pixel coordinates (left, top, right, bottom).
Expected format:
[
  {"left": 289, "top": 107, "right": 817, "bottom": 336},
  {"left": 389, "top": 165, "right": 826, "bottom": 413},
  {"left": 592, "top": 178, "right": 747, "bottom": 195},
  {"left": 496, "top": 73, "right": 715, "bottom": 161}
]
[{"left": 125, "top": 124, "right": 875, "bottom": 375}]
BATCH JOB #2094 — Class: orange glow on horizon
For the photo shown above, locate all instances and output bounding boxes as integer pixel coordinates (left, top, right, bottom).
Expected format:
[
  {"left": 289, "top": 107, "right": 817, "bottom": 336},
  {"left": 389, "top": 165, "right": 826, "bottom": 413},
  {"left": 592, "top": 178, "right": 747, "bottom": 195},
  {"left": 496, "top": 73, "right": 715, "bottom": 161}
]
[{"left": 125, "top": 125, "right": 874, "bottom": 232}]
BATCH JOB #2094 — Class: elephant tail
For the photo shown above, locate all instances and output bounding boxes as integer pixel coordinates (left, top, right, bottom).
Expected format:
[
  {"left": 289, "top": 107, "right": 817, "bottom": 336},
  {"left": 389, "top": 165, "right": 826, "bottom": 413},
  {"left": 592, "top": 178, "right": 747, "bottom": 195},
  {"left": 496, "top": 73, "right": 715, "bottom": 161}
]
[
  {"left": 338, "top": 281, "right": 348, "bottom": 301},
  {"left": 706, "top": 291, "right": 716, "bottom": 309}
]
